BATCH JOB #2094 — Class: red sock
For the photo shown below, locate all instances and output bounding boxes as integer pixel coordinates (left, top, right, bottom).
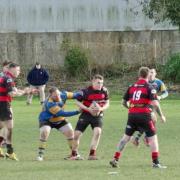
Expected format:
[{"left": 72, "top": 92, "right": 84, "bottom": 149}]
[
  {"left": 152, "top": 152, "right": 159, "bottom": 164},
  {"left": 89, "top": 149, "right": 96, "bottom": 156},
  {"left": 71, "top": 150, "right": 78, "bottom": 156},
  {"left": 114, "top": 152, "right": 121, "bottom": 160}
]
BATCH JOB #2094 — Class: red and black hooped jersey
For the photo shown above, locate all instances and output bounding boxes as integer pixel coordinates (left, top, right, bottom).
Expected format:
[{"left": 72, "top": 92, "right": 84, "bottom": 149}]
[
  {"left": 77, "top": 86, "right": 109, "bottom": 113},
  {"left": 123, "top": 78, "right": 157, "bottom": 114},
  {"left": 0, "top": 72, "right": 15, "bottom": 102}
]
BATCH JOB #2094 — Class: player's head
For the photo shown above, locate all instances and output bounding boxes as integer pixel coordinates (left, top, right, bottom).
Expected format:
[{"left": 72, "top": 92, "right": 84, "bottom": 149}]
[
  {"left": 138, "top": 67, "right": 150, "bottom": 80},
  {"left": 8, "top": 63, "right": 20, "bottom": 78},
  {"left": 92, "top": 74, "right": 104, "bottom": 90},
  {"left": 149, "top": 68, "right": 157, "bottom": 81},
  {"left": 49, "top": 87, "right": 61, "bottom": 102},
  {"left": 35, "top": 62, "right": 41, "bottom": 69},
  {"left": 2, "top": 61, "right": 12, "bottom": 72}
]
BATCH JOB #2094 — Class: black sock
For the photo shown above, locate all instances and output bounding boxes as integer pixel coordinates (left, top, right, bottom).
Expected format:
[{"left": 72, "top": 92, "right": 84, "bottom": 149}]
[
  {"left": 153, "top": 159, "right": 159, "bottom": 164},
  {"left": 7, "top": 144, "right": 13, "bottom": 154},
  {"left": 0, "top": 136, "right": 4, "bottom": 144}
]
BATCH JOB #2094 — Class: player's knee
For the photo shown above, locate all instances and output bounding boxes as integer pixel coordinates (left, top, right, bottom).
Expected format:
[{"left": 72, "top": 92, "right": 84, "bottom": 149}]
[
  {"left": 74, "top": 131, "right": 82, "bottom": 141},
  {"left": 40, "top": 126, "right": 50, "bottom": 139},
  {"left": 7, "top": 127, "right": 13, "bottom": 132},
  {"left": 94, "top": 128, "right": 102, "bottom": 138},
  {"left": 65, "top": 130, "right": 74, "bottom": 139}
]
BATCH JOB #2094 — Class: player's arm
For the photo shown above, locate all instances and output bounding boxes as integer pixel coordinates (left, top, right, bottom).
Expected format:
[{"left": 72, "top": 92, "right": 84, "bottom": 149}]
[
  {"left": 149, "top": 86, "right": 166, "bottom": 123},
  {"left": 99, "top": 87, "right": 110, "bottom": 111},
  {"left": 48, "top": 103, "right": 80, "bottom": 117},
  {"left": 61, "top": 91, "right": 83, "bottom": 100},
  {"left": 8, "top": 87, "right": 37, "bottom": 97},
  {"left": 158, "top": 82, "right": 168, "bottom": 100},
  {"left": 158, "top": 83, "right": 169, "bottom": 100},
  {"left": 122, "top": 99, "right": 129, "bottom": 109},
  {"left": 5, "top": 77, "right": 32, "bottom": 97},
  {"left": 122, "top": 87, "right": 130, "bottom": 109},
  {"left": 55, "top": 109, "right": 80, "bottom": 117},
  {"left": 76, "top": 100, "right": 90, "bottom": 112},
  {"left": 99, "top": 100, "right": 109, "bottom": 111},
  {"left": 151, "top": 100, "right": 166, "bottom": 123}
]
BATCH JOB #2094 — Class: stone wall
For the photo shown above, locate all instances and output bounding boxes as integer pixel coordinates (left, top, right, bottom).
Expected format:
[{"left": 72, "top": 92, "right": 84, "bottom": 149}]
[{"left": 0, "top": 30, "right": 179, "bottom": 68}]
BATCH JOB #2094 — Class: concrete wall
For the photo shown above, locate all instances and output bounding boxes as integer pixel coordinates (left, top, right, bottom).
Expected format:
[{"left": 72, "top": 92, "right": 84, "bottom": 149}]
[
  {"left": 0, "top": 0, "right": 178, "bottom": 33},
  {"left": 0, "top": 31, "right": 179, "bottom": 67}
]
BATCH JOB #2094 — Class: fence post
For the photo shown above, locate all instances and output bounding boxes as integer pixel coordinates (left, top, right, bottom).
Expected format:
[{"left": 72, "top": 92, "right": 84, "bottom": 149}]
[{"left": 153, "top": 39, "right": 157, "bottom": 60}]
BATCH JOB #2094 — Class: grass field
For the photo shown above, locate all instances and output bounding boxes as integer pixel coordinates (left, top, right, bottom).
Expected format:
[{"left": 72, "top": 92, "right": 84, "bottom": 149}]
[{"left": 0, "top": 97, "right": 180, "bottom": 180}]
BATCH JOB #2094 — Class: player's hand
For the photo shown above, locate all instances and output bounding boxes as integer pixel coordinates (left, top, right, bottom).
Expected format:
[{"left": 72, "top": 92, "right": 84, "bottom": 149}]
[
  {"left": 31, "top": 88, "right": 39, "bottom": 94},
  {"left": 24, "top": 87, "right": 39, "bottom": 95},
  {"left": 151, "top": 112, "right": 157, "bottom": 123},
  {"left": 78, "top": 108, "right": 83, "bottom": 113},
  {"left": 160, "top": 115, "right": 166, "bottom": 123},
  {"left": 88, "top": 102, "right": 101, "bottom": 116}
]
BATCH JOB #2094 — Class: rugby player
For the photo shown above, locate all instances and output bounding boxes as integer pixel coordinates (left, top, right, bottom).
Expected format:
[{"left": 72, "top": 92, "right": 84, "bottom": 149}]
[
  {"left": 68, "top": 74, "right": 109, "bottom": 160},
  {"left": 0, "top": 61, "right": 12, "bottom": 149},
  {"left": 36, "top": 87, "right": 82, "bottom": 161},
  {"left": 109, "top": 67, "right": 167, "bottom": 168},
  {"left": 132, "top": 68, "right": 168, "bottom": 146},
  {"left": 0, "top": 63, "right": 35, "bottom": 160}
]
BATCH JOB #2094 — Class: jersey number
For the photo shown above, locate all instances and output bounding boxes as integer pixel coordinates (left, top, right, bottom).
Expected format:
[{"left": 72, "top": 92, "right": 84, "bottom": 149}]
[{"left": 132, "top": 90, "right": 142, "bottom": 101}]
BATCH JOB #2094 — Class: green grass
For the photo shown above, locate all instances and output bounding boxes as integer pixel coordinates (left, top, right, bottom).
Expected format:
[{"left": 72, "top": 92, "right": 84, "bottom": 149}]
[{"left": 0, "top": 97, "right": 180, "bottom": 180}]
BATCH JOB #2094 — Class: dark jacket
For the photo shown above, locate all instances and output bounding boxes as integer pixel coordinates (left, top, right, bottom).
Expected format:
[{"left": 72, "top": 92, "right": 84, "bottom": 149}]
[{"left": 27, "top": 67, "right": 49, "bottom": 86}]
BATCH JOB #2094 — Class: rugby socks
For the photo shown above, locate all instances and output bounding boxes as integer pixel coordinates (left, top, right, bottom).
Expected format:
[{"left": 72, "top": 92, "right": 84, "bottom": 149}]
[
  {"left": 38, "top": 139, "right": 47, "bottom": 157},
  {"left": 71, "top": 150, "right": 78, "bottom": 156},
  {"left": 6, "top": 144, "right": 13, "bottom": 154},
  {"left": 152, "top": 152, "right": 159, "bottom": 164},
  {"left": 114, "top": 152, "right": 121, "bottom": 161},
  {"left": 89, "top": 149, "right": 96, "bottom": 156}
]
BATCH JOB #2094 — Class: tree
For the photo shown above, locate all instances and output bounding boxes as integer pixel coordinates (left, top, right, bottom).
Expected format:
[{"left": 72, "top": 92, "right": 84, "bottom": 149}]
[{"left": 142, "top": 0, "right": 180, "bottom": 29}]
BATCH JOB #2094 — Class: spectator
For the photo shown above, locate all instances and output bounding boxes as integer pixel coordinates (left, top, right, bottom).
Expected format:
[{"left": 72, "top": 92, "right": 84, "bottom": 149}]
[{"left": 27, "top": 62, "right": 49, "bottom": 105}]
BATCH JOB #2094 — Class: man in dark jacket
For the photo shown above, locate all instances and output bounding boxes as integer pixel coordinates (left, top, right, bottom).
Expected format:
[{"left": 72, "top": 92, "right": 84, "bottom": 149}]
[{"left": 27, "top": 62, "right": 49, "bottom": 105}]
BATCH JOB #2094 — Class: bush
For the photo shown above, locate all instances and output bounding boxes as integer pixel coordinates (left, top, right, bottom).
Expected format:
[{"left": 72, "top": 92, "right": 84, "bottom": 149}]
[
  {"left": 163, "top": 53, "right": 180, "bottom": 83},
  {"left": 64, "top": 46, "right": 89, "bottom": 79}
]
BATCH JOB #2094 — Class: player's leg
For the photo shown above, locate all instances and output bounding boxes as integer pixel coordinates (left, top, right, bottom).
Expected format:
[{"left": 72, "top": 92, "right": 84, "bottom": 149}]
[
  {"left": 88, "top": 127, "right": 102, "bottom": 160},
  {"left": 110, "top": 134, "right": 131, "bottom": 167},
  {"left": 68, "top": 130, "right": 83, "bottom": 160},
  {"left": 38, "top": 85, "right": 46, "bottom": 105},
  {"left": 0, "top": 121, "right": 5, "bottom": 157},
  {"left": 37, "top": 125, "right": 51, "bottom": 161},
  {"left": 5, "top": 119, "right": 19, "bottom": 161},
  {"left": 88, "top": 116, "right": 103, "bottom": 160},
  {"left": 0, "top": 103, "right": 8, "bottom": 148},
  {"left": 148, "top": 135, "right": 166, "bottom": 168},
  {"left": 145, "top": 118, "right": 166, "bottom": 168},
  {"left": 0, "top": 122, "right": 5, "bottom": 145},
  {"left": 0, "top": 127, "right": 7, "bottom": 147},
  {"left": 26, "top": 85, "right": 34, "bottom": 105},
  {"left": 59, "top": 123, "right": 74, "bottom": 150},
  {"left": 69, "top": 113, "right": 89, "bottom": 160},
  {"left": 131, "top": 129, "right": 144, "bottom": 147},
  {"left": 0, "top": 103, "right": 16, "bottom": 160},
  {"left": 143, "top": 111, "right": 157, "bottom": 146},
  {"left": 110, "top": 115, "right": 135, "bottom": 167}
]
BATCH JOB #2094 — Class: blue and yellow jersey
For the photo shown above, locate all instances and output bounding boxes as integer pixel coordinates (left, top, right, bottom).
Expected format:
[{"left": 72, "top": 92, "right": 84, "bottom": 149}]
[
  {"left": 39, "top": 91, "right": 82, "bottom": 123},
  {"left": 149, "top": 78, "right": 168, "bottom": 99}
]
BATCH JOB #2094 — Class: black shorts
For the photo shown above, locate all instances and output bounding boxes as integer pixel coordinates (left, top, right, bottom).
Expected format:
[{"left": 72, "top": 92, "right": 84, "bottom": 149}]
[
  {"left": 0, "top": 102, "right": 12, "bottom": 121},
  {"left": 125, "top": 113, "right": 156, "bottom": 137},
  {"left": 75, "top": 112, "right": 103, "bottom": 133},
  {"left": 39, "top": 120, "right": 68, "bottom": 129}
]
